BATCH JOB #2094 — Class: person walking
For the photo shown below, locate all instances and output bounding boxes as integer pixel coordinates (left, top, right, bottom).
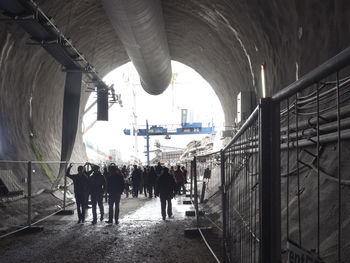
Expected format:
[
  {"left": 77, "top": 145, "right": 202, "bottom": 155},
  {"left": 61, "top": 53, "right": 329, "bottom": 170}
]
[
  {"left": 174, "top": 165, "right": 185, "bottom": 195},
  {"left": 131, "top": 165, "right": 141, "bottom": 197},
  {"left": 139, "top": 166, "right": 144, "bottom": 196},
  {"left": 105, "top": 165, "right": 125, "bottom": 224},
  {"left": 155, "top": 167, "right": 176, "bottom": 220},
  {"left": 181, "top": 166, "right": 188, "bottom": 184},
  {"left": 142, "top": 166, "right": 149, "bottom": 197},
  {"left": 89, "top": 165, "right": 106, "bottom": 224},
  {"left": 66, "top": 164, "right": 89, "bottom": 223},
  {"left": 148, "top": 166, "right": 157, "bottom": 198},
  {"left": 155, "top": 162, "right": 162, "bottom": 177},
  {"left": 103, "top": 167, "right": 109, "bottom": 202}
]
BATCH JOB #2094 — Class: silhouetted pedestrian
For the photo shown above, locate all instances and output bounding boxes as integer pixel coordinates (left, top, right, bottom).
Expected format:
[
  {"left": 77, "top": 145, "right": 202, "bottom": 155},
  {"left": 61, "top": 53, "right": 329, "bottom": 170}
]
[
  {"left": 174, "top": 165, "right": 185, "bottom": 195},
  {"left": 139, "top": 167, "right": 144, "bottom": 195},
  {"left": 155, "top": 162, "right": 162, "bottom": 177},
  {"left": 105, "top": 165, "right": 125, "bottom": 224},
  {"left": 181, "top": 166, "right": 188, "bottom": 184},
  {"left": 89, "top": 165, "right": 106, "bottom": 224},
  {"left": 66, "top": 164, "right": 89, "bottom": 223},
  {"left": 155, "top": 167, "right": 176, "bottom": 220},
  {"left": 84, "top": 162, "right": 93, "bottom": 208},
  {"left": 148, "top": 166, "right": 157, "bottom": 198},
  {"left": 142, "top": 166, "right": 149, "bottom": 197},
  {"left": 103, "top": 167, "right": 109, "bottom": 202},
  {"left": 131, "top": 165, "right": 141, "bottom": 197}
]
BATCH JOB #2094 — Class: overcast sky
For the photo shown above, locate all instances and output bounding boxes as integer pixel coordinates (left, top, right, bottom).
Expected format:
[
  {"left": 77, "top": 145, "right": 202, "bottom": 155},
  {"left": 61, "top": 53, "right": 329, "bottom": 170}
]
[{"left": 83, "top": 61, "right": 224, "bottom": 163}]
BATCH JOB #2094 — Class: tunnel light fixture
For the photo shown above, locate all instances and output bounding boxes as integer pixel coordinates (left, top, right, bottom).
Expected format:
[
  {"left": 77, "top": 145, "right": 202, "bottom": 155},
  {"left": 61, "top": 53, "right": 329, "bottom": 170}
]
[{"left": 261, "top": 64, "right": 266, "bottom": 98}]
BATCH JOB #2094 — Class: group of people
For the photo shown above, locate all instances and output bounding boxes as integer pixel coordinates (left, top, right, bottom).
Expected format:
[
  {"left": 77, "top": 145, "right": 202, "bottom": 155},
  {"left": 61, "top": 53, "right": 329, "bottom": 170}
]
[
  {"left": 129, "top": 163, "right": 187, "bottom": 198},
  {"left": 66, "top": 162, "right": 188, "bottom": 224}
]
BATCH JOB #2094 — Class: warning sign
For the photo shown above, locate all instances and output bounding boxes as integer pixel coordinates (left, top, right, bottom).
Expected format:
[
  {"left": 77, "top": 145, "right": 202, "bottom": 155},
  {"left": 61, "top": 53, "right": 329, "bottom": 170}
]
[{"left": 287, "top": 240, "right": 324, "bottom": 263}]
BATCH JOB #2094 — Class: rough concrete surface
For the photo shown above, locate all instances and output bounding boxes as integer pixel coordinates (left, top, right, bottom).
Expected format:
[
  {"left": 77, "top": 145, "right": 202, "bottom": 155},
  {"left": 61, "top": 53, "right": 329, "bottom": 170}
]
[
  {"left": 0, "top": 196, "right": 215, "bottom": 263},
  {"left": 1, "top": 0, "right": 350, "bottom": 166}
]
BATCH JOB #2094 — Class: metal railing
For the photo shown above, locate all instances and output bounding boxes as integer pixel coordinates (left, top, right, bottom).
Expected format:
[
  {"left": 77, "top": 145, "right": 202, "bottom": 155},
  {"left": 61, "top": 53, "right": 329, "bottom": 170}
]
[
  {"left": 191, "top": 47, "right": 350, "bottom": 263},
  {"left": 0, "top": 160, "right": 79, "bottom": 238}
]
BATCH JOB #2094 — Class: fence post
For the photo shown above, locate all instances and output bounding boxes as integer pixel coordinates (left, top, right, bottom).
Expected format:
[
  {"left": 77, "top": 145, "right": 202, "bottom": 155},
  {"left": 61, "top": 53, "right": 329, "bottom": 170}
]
[
  {"left": 193, "top": 156, "right": 199, "bottom": 228},
  {"left": 27, "top": 161, "right": 32, "bottom": 227},
  {"left": 259, "top": 98, "right": 281, "bottom": 263},
  {"left": 190, "top": 161, "right": 193, "bottom": 200},
  {"left": 220, "top": 149, "right": 227, "bottom": 262},
  {"left": 63, "top": 162, "right": 67, "bottom": 210}
]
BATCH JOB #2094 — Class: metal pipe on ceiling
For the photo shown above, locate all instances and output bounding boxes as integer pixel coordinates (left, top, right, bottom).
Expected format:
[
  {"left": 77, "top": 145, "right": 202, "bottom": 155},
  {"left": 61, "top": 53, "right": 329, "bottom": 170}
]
[{"left": 102, "top": 0, "right": 172, "bottom": 95}]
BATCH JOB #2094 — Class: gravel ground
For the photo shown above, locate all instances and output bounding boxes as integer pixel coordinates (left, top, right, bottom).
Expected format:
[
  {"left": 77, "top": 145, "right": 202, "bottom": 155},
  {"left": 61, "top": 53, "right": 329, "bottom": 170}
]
[{"left": 0, "top": 195, "right": 215, "bottom": 263}]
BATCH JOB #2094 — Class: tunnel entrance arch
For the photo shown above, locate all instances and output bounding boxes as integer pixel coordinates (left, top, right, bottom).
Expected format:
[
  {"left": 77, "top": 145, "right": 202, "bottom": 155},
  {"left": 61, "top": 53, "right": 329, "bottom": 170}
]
[{"left": 82, "top": 60, "right": 225, "bottom": 164}]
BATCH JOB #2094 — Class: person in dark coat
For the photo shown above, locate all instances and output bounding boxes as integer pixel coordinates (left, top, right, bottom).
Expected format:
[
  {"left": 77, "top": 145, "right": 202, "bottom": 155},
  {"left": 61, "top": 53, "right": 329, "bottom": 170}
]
[
  {"left": 121, "top": 165, "right": 128, "bottom": 177},
  {"left": 148, "top": 166, "right": 157, "bottom": 198},
  {"left": 103, "top": 167, "right": 109, "bottom": 202},
  {"left": 181, "top": 166, "right": 188, "bottom": 184},
  {"left": 105, "top": 165, "right": 125, "bottom": 224},
  {"left": 139, "top": 167, "right": 144, "bottom": 195},
  {"left": 174, "top": 165, "right": 185, "bottom": 195},
  {"left": 84, "top": 162, "right": 93, "bottom": 208},
  {"left": 89, "top": 165, "right": 106, "bottom": 224},
  {"left": 155, "top": 167, "right": 176, "bottom": 220},
  {"left": 155, "top": 162, "right": 162, "bottom": 177},
  {"left": 131, "top": 165, "right": 141, "bottom": 197},
  {"left": 142, "top": 166, "right": 149, "bottom": 197},
  {"left": 66, "top": 164, "right": 89, "bottom": 223}
]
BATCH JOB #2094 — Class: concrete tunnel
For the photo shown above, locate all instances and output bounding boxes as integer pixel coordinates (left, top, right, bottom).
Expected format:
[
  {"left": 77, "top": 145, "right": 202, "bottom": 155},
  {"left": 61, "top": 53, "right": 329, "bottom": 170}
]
[
  {"left": 0, "top": 0, "right": 350, "bottom": 262},
  {"left": 0, "top": 0, "right": 349, "bottom": 164}
]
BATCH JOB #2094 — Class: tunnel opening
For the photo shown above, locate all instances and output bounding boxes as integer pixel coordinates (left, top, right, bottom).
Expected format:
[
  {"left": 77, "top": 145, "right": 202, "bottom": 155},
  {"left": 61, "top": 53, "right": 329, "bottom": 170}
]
[{"left": 82, "top": 60, "right": 225, "bottom": 165}]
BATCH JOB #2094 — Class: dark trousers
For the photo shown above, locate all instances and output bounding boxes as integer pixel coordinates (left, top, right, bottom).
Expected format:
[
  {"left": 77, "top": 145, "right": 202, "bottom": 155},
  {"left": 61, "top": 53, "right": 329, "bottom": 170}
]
[
  {"left": 143, "top": 184, "right": 148, "bottom": 197},
  {"left": 176, "top": 182, "right": 183, "bottom": 194},
  {"left": 133, "top": 184, "right": 139, "bottom": 197},
  {"left": 108, "top": 194, "right": 121, "bottom": 222},
  {"left": 148, "top": 184, "right": 155, "bottom": 197},
  {"left": 160, "top": 197, "right": 172, "bottom": 218},
  {"left": 76, "top": 194, "right": 86, "bottom": 221},
  {"left": 91, "top": 194, "right": 104, "bottom": 221},
  {"left": 85, "top": 193, "right": 90, "bottom": 208}
]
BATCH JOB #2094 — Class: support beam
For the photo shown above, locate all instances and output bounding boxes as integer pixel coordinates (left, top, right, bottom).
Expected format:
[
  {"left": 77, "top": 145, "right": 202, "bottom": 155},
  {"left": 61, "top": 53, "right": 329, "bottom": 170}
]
[
  {"left": 57, "top": 71, "right": 82, "bottom": 186},
  {"left": 97, "top": 85, "right": 108, "bottom": 121}
]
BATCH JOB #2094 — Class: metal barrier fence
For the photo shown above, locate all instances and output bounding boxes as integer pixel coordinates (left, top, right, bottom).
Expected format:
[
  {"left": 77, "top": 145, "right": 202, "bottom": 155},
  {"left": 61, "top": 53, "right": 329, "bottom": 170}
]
[
  {"left": 0, "top": 160, "right": 80, "bottom": 238},
  {"left": 194, "top": 152, "right": 224, "bottom": 263},
  {"left": 274, "top": 52, "right": 350, "bottom": 263},
  {"left": 192, "top": 47, "right": 350, "bottom": 263}
]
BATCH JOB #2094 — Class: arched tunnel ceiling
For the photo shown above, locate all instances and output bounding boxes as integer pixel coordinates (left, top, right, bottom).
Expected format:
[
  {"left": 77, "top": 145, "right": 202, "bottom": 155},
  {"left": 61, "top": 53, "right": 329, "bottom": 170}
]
[{"left": 0, "top": 0, "right": 349, "bottom": 163}]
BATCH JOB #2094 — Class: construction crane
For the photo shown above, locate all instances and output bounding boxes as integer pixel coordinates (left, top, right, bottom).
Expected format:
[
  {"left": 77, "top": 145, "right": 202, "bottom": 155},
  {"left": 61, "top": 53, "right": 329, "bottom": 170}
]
[{"left": 123, "top": 119, "right": 215, "bottom": 165}]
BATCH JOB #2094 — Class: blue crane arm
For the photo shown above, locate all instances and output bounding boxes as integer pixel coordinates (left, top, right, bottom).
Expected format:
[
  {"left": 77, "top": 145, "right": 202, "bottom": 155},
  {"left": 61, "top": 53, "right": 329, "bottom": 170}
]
[{"left": 123, "top": 123, "right": 215, "bottom": 136}]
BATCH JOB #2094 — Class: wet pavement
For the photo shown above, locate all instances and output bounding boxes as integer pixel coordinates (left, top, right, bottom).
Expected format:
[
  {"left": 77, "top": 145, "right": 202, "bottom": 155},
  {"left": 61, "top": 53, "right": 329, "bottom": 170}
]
[{"left": 0, "top": 195, "right": 215, "bottom": 263}]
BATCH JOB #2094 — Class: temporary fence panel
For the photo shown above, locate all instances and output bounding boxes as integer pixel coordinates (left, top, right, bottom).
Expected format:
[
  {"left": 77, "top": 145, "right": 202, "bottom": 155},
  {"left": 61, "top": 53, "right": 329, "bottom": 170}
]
[
  {"left": 0, "top": 161, "right": 29, "bottom": 236},
  {"left": 273, "top": 51, "right": 350, "bottom": 263},
  {"left": 222, "top": 110, "right": 261, "bottom": 263},
  {"left": 0, "top": 160, "right": 80, "bottom": 238}
]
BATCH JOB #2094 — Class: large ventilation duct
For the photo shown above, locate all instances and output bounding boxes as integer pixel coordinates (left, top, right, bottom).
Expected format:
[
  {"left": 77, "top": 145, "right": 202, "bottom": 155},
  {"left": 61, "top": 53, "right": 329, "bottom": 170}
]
[{"left": 102, "top": 0, "right": 172, "bottom": 95}]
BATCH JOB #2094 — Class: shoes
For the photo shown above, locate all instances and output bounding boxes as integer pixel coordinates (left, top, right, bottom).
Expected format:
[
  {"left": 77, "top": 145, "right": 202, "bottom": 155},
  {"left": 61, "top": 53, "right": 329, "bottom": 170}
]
[
  {"left": 168, "top": 215, "right": 173, "bottom": 218},
  {"left": 81, "top": 219, "right": 85, "bottom": 223},
  {"left": 77, "top": 219, "right": 81, "bottom": 224},
  {"left": 115, "top": 220, "right": 119, "bottom": 225},
  {"left": 105, "top": 220, "right": 113, "bottom": 224},
  {"left": 92, "top": 220, "right": 97, "bottom": 225},
  {"left": 162, "top": 216, "right": 166, "bottom": 220},
  {"left": 100, "top": 216, "right": 104, "bottom": 222}
]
